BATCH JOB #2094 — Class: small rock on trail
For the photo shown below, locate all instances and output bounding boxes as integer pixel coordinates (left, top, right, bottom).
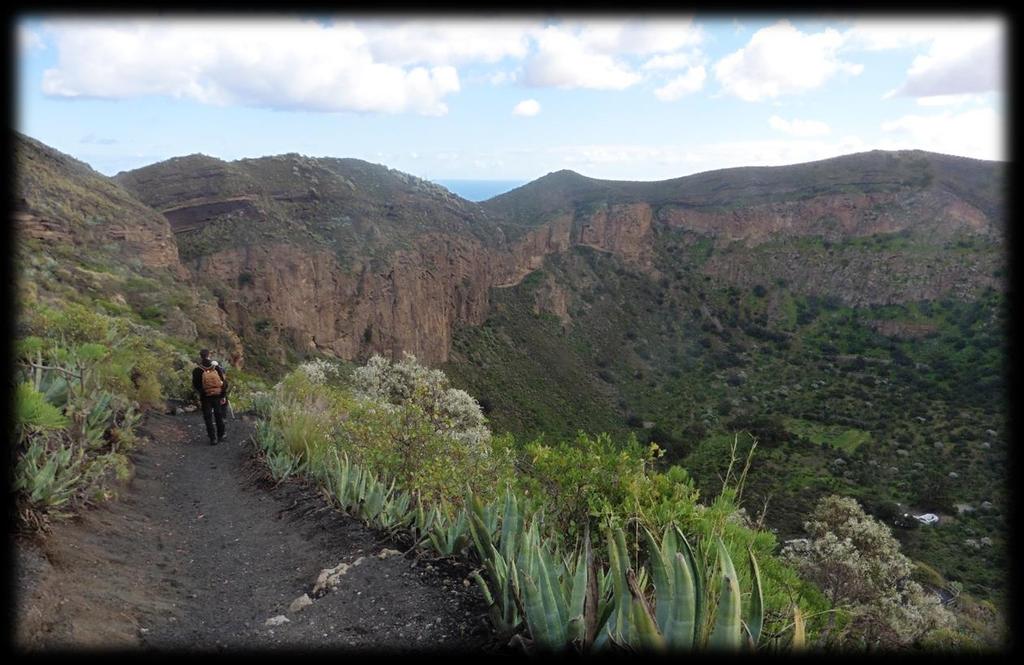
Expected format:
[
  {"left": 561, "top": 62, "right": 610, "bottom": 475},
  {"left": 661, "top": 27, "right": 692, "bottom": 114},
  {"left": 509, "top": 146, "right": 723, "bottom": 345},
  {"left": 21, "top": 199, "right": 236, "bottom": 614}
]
[{"left": 288, "top": 594, "right": 313, "bottom": 613}]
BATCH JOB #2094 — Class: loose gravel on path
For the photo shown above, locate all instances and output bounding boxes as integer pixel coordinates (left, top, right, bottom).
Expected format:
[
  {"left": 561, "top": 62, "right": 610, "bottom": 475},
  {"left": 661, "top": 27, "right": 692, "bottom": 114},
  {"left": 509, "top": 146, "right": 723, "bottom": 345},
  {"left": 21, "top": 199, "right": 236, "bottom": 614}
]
[{"left": 14, "top": 412, "right": 492, "bottom": 653}]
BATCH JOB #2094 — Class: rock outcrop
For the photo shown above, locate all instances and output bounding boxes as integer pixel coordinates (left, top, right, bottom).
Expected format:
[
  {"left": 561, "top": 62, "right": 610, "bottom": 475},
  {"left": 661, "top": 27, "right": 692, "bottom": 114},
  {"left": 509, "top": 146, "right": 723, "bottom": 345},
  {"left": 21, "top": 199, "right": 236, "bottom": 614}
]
[{"left": 15, "top": 134, "right": 185, "bottom": 275}]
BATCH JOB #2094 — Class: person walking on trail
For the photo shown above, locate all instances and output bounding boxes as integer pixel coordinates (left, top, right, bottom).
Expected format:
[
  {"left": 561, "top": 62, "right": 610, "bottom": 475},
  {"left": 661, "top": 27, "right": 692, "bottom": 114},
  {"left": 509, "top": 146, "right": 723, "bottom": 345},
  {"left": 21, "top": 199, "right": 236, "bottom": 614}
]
[{"left": 192, "top": 349, "right": 229, "bottom": 445}]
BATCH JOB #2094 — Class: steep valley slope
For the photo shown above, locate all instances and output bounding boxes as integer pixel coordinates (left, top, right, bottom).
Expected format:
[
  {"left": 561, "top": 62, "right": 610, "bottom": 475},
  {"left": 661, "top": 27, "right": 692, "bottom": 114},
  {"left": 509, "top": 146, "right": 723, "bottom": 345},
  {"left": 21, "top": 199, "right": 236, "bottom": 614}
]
[{"left": 16, "top": 132, "right": 1008, "bottom": 612}]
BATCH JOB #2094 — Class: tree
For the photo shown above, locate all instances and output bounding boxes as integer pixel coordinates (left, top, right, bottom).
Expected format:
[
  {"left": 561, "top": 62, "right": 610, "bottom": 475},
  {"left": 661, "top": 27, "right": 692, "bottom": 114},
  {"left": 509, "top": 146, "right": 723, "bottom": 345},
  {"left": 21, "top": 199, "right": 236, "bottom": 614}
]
[{"left": 782, "top": 495, "right": 953, "bottom": 649}]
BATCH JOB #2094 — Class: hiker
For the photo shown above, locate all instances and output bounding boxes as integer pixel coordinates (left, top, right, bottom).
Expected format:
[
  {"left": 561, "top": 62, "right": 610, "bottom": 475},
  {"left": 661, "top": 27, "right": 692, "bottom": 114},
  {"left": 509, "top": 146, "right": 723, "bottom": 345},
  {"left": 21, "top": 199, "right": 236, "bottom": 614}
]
[{"left": 192, "top": 349, "right": 229, "bottom": 445}]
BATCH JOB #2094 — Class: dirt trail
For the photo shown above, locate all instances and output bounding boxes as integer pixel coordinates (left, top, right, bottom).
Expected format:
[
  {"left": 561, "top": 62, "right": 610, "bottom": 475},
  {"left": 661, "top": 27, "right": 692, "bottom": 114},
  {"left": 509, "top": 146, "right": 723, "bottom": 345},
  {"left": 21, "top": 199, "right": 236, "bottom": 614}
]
[{"left": 14, "top": 412, "right": 491, "bottom": 652}]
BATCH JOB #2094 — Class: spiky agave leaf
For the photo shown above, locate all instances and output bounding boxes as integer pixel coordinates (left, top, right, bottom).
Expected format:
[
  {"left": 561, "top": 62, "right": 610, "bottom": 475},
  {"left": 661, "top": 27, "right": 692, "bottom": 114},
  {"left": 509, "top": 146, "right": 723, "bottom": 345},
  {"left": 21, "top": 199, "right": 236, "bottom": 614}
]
[
  {"left": 522, "top": 571, "right": 557, "bottom": 649},
  {"left": 745, "top": 547, "right": 765, "bottom": 649},
  {"left": 499, "top": 486, "right": 522, "bottom": 562},
  {"left": 538, "top": 545, "right": 568, "bottom": 646},
  {"left": 674, "top": 526, "right": 706, "bottom": 644},
  {"left": 626, "top": 567, "right": 665, "bottom": 651},
  {"left": 708, "top": 538, "right": 743, "bottom": 651},
  {"left": 600, "top": 525, "right": 634, "bottom": 648},
  {"left": 566, "top": 537, "right": 589, "bottom": 647},
  {"left": 467, "top": 499, "right": 495, "bottom": 564},
  {"left": 642, "top": 526, "right": 673, "bottom": 630},
  {"left": 664, "top": 551, "right": 697, "bottom": 650}
]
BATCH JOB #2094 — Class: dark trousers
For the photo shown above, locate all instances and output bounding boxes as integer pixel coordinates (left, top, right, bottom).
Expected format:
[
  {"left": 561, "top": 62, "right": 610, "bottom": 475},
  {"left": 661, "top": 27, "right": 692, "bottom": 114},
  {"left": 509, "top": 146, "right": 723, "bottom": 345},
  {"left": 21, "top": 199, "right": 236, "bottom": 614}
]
[{"left": 200, "top": 395, "right": 226, "bottom": 441}]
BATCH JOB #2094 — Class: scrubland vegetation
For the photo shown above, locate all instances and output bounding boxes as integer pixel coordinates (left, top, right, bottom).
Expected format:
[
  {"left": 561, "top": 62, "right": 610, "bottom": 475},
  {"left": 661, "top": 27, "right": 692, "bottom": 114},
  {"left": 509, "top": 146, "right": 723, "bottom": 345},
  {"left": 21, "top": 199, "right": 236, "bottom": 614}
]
[
  {"left": 248, "top": 353, "right": 991, "bottom": 651},
  {"left": 11, "top": 244, "right": 269, "bottom": 530}
]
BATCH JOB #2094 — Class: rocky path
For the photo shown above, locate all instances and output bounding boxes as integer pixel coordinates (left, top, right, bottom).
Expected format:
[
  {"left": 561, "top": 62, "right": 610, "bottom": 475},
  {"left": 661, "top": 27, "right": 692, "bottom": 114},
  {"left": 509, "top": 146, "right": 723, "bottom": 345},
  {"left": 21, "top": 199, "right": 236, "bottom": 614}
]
[{"left": 14, "top": 412, "right": 491, "bottom": 652}]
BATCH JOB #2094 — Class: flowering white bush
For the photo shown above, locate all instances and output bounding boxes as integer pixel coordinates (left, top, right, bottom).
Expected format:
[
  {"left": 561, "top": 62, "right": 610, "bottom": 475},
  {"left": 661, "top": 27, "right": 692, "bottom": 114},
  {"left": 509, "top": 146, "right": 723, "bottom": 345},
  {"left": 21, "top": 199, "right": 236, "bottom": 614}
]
[
  {"left": 295, "top": 358, "right": 343, "bottom": 385},
  {"left": 352, "top": 353, "right": 490, "bottom": 449},
  {"left": 782, "top": 495, "right": 954, "bottom": 648},
  {"left": 435, "top": 387, "right": 487, "bottom": 434}
]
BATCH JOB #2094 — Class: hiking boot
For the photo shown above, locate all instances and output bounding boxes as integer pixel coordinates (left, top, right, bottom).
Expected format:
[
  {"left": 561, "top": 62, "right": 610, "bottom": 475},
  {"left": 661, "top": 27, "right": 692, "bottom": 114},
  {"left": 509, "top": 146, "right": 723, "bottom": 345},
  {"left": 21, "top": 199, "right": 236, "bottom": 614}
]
[
  {"left": 210, "top": 437, "right": 218, "bottom": 446},
  {"left": 218, "top": 435, "right": 226, "bottom": 443}
]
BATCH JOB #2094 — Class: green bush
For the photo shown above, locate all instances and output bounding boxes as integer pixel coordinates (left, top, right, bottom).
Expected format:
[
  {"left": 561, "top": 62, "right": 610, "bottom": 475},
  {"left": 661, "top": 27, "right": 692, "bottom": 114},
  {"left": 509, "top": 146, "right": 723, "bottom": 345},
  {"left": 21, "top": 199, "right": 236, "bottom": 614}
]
[
  {"left": 16, "top": 383, "right": 70, "bottom": 433},
  {"left": 11, "top": 297, "right": 186, "bottom": 529}
]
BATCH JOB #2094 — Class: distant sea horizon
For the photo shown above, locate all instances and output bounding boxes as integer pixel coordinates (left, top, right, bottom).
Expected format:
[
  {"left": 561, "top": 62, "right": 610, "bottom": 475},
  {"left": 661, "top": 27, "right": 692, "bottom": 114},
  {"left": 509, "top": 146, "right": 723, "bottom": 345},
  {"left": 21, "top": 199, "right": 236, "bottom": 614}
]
[{"left": 433, "top": 179, "right": 527, "bottom": 202}]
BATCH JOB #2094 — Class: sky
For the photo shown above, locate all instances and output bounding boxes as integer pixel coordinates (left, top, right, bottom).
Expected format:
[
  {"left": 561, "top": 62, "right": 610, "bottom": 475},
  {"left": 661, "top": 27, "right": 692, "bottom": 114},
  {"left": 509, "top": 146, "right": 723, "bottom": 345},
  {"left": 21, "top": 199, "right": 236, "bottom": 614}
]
[{"left": 15, "top": 14, "right": 1007, "bottom": 185}]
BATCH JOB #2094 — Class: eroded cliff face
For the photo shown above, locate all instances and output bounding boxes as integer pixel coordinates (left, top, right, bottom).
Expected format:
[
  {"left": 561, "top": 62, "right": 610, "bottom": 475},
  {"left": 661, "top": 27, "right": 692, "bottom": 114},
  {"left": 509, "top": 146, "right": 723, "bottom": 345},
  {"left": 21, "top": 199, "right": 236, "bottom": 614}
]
[
  {"left": 176, "top": 201, "right": 653, "bottom": 363},
  {"left": 115, "top": 149, "right": 1004, "bottom": 368},
  {"left": 180, "top": 188, "right": 1002, "bottom": 365},
  {"left": 657, "top": 188, "right": 994, "bottom": 246},
  {"left": 191, "top": 237, "right": 495, "bottom": 365}
]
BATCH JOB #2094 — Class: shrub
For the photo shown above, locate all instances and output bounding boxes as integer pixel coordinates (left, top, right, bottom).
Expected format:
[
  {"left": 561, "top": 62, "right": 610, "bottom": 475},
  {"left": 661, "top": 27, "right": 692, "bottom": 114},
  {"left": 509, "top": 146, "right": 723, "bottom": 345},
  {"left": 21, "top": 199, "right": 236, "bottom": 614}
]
[
  {"left": 16, "top": 383, "right": 70, "bottom": 433},
  {"left": 782, "top": 495, "right": 954, "bottom": 648},
  {"left": 352, "top": 353, "right": 490, "bottom": 452},
  {"left": 267, "top": 354, "right": 514, "bottom": 507}
]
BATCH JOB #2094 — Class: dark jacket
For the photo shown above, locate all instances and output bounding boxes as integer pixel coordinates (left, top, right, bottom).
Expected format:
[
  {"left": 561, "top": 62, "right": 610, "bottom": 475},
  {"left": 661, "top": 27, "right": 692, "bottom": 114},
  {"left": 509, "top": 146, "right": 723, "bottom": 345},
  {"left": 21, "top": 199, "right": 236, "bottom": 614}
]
[{"left": 192, "top": 361, "right": 229, "bottom": 399}]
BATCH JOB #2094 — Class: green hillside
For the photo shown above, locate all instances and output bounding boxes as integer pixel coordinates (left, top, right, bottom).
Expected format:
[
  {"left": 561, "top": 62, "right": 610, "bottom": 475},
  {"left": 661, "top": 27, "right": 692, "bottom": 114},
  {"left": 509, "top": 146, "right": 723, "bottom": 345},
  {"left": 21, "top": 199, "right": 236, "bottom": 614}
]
[{"left": 445, "top": 227, "right": 1008, "bottom": 608}]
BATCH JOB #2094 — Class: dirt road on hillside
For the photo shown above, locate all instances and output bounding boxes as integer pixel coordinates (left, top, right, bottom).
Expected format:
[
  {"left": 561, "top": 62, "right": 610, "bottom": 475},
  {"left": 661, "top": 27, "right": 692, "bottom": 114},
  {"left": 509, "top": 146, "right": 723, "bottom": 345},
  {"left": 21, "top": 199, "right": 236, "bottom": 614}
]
[{"left": 14, "top": 413, "right": 491, "bottom": 652}]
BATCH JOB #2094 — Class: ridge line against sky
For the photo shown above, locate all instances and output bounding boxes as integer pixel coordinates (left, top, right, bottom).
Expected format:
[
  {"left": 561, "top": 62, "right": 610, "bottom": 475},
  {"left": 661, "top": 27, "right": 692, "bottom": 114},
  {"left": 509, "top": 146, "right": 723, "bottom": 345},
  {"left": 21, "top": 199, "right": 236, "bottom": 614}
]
[{"left": 16, "top": 14, "right": 1006, "bottom": 182}]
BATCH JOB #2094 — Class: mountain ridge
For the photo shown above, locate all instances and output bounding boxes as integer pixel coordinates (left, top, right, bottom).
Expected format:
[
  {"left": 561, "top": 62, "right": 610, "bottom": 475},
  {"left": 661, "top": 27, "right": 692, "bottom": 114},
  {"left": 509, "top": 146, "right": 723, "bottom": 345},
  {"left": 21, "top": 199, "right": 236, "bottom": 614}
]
[
  {"left": 17, "top": 132, "right": 1005, "bottom": 372},
  {"left": 483, "top": 149, "right": 1004, "bottom": 233}
]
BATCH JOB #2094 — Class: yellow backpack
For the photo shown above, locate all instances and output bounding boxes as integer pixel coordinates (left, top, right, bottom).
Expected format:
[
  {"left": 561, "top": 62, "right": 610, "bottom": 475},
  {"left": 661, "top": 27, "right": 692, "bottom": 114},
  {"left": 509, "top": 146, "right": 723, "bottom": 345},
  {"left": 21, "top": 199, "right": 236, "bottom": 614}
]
[{"left": 201, "top": 365, "right": 224, "bottom": 396}]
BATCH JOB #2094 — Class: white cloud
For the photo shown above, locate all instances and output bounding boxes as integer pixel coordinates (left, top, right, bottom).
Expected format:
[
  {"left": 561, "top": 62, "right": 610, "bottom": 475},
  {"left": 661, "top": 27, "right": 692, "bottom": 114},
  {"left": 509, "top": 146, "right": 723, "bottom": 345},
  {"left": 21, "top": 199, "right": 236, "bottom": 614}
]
[
  {"left": 362, "top": 20, "right": 536, "bottom": 66},
  {"left": 574, "top": 19, "right": 703, "bottom": 55},
  {"left": 654, "top": 66, "right": 706, "bottom": 101},
  {"left": 39, "top": 19, "right": 461, "bottom": 115},
  {"left": 840, "top": 19, "right": 953, "bottom": 51},
  {"left": 642, "top": 52, "right": 694, "bottom": 71},
  {"left": 894, "top": 23, "right": 1003, "bottom": 97},
  {"left": 715, "top": 20, "right": 863, "bottom": 101},
  {"left": 36, "top": 18, "right": 711, "bottom": 107},
  {"left": 915, "top": 93, "right": 984, "bottom": 107},
  {"left": 520, "top": 19, "right": 703, "bottom": 91},
  {"left": 769, "top": 115, "right": 831, "bottom": 137},
  {"left": 842, "top": 19, "right": 1004, "bottom": 100},
  {"left": 18, "top": 24, "right": 45, "bottom": 53},
  {"left": 488, "top": 70, "right": 518, "bottom": 86},
  {"left": 513, "top": 99, "right": 541, "bottom": 116},
  {"left": 880, "top": 107, "right": 1003, "bottom": 160},
  {"left": 523, "top": 24, "right": 641, "bottom": 90}
]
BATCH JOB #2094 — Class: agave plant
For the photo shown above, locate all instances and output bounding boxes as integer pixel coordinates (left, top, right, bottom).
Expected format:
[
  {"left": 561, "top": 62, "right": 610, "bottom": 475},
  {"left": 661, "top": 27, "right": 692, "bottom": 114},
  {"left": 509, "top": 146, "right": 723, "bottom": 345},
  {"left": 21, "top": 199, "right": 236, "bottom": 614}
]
[
  {"left": 13, "top": 436, "right": 85, "bottom": 514},
  {"left": 326, "top": 449, "right": 360, "bottom": 511},
  {"left": 378, "top": 487, "right": 416, "bottom": 533},
  {"left": 355, "top": 468, "right": 390, "bottom": 522},
  {"left": 266, "top": 448, "right": 301, "bottom": 482},
  {"left": 37, "top": 371, "right": 70, "bottom": 409},
  {"left": 408, "top": 494, "right": 437, "bottom": 546},
  {"left": 428, "top": 506, "right": 471, "bottom": 556},
  {"left": 605, "top": 524, "right": 767, "bottom": 652},
  {"left": 467, "top": 488, "right": 534, "bottom": 637},
  {"left": 74, "top": 390, "right": 114, "bottom": 450},
  {"left": 253, "top": 420, "right": 282, "bottom": 455},
  {"left": 517, "top": 526, "right": 613, "bottom": 652}
]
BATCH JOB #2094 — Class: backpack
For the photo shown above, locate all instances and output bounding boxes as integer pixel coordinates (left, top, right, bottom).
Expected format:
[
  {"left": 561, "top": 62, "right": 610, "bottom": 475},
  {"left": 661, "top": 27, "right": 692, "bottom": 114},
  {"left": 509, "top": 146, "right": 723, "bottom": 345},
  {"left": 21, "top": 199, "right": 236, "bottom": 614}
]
[{"left": 201, "top": 365, "right": 224, "bottom": 396}]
